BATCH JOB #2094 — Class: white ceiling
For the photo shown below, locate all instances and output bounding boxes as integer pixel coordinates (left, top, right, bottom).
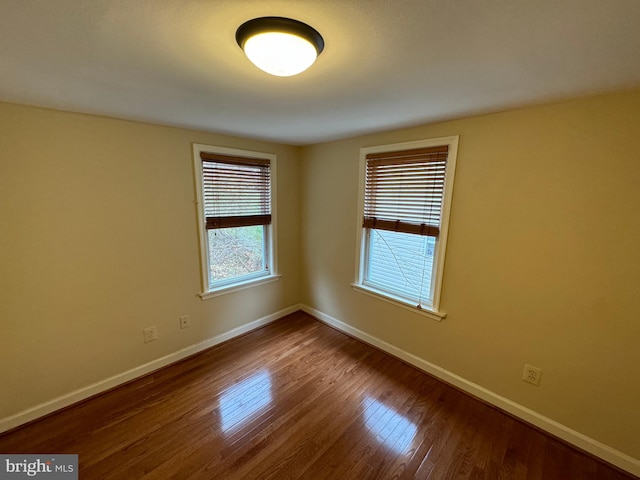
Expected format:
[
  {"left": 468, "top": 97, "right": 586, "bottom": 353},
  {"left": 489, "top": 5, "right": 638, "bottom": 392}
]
[{"left": 2, "top": 0, "right": 640, "bottom": 145}]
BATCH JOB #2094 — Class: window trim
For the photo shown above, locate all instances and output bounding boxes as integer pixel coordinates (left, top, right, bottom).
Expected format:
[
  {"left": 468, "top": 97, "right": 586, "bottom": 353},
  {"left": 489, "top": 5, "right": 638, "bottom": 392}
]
[
  {"left": 354, "top": 136, "right": 459, "bottom": 320},
  {"left": 192, "top": 143, "right": 278, "bottom": 298}
]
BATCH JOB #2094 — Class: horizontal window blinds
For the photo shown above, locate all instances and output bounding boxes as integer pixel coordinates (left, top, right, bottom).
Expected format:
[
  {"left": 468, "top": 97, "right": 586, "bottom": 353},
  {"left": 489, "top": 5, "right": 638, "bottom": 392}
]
[
  {"left": 364, "top": 145, "right": 448, "bottom": 237},
  {"left": 200, "top": 152, "right": 271, "bottom": 229}
]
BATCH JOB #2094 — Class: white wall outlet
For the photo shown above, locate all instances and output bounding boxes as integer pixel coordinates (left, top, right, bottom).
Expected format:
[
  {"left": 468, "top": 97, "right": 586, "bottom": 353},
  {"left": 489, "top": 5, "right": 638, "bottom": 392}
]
[
  {"left": 143, "top": 326, "right": 158, "bottom": 343},
  {"left": 180, "top": 315, "right": 190, "bottom": 329},
  {"left": 523, "top": 364, "right": 542, "bottom": 386}
]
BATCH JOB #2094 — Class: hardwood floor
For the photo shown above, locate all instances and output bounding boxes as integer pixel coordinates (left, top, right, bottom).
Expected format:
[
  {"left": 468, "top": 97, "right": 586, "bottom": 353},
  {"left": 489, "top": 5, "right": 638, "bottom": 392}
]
[{"left": 0, "top": 311, "right": 635, "bottom": 479}]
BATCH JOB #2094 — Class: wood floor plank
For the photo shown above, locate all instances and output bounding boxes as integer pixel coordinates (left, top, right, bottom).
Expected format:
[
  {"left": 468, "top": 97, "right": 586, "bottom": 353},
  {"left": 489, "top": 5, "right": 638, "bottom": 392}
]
[{"left": 0, "top": 311, "right": 636, "bottom": 480}]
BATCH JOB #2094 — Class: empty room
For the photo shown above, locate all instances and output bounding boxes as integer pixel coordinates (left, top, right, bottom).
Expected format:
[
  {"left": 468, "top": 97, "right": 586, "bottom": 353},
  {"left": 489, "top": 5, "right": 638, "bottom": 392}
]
[{"left": 1, "top": 1, "right": 639, "bottom": 479}]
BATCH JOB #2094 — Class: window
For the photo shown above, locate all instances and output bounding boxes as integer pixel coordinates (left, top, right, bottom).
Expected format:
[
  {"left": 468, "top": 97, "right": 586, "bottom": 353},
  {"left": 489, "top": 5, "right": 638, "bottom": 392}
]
[
  {"left": 193, "top": 144, "right": 277, "bottom": 298},
  {"left": 354, "top": 136, "right": 458, "bottom": 320}
]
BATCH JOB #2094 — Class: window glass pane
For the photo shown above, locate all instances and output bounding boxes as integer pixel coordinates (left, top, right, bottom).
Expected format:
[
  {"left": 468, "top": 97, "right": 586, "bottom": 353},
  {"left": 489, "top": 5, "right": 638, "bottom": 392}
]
[
  {"left": 366, "top": 229, "right": 435, "bottom": 305},
  {"left": 208, "top": 226, "right": 265, "bottom": 285}
]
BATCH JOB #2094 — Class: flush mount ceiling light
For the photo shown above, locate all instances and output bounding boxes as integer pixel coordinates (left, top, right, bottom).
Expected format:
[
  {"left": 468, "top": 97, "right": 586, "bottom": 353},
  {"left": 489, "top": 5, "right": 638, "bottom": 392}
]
[{"left": 236, "top": 17, "right": 324, "bottom": 77}]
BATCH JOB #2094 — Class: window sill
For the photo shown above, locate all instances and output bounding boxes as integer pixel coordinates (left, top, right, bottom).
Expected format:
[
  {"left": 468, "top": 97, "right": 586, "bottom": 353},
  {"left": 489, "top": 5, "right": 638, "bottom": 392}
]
[
  {"left": 199, "top": 274, "right": 281, "bottom": 300},
  {"left": 351, "top": 283, "right": 446, "bottom": 322}
]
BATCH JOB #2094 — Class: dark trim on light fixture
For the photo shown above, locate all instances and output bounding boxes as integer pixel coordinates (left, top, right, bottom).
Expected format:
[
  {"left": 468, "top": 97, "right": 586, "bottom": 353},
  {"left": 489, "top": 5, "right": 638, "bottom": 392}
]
[{"left": 235, "top": 17, "right": 325, "bottom": 56}]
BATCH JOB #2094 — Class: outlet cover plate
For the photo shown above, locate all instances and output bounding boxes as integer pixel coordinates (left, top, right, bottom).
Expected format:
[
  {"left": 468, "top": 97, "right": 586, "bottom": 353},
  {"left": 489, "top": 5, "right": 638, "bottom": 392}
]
[
  {"left": 523, "top": 364, "right": 542, "bottom": 386},
  {"left": 143, "top": 326, "right": 158, "bottom": 343}
]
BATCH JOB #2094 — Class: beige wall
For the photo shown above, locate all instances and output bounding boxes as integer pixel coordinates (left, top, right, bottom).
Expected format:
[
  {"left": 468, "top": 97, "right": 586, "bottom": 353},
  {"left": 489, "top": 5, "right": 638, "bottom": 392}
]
[
  {"left": 300, "top": 89, "right": 640, "bottom": 459},
  {"left": 0, "top": 102, "right": 301, "bottom": 418}
]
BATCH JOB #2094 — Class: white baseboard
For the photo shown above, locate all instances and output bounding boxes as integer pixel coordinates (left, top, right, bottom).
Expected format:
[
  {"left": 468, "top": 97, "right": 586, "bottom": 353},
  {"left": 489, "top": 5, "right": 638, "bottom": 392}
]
[
  {"left": 0, "top": 304, "right": 301, "bottom": 435},
  {"left": 300, "top": 304, "right": 640, "bottom": 478}
]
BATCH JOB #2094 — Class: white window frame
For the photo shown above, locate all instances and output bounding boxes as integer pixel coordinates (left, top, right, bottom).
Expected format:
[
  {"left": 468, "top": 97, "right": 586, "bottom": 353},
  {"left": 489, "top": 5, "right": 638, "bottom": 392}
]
[
  {"left": 192, "top": 143, "right": 279, "bottom": 299},
  {"left": 353, "top": 136, "right": 459, "bottom": 321}
]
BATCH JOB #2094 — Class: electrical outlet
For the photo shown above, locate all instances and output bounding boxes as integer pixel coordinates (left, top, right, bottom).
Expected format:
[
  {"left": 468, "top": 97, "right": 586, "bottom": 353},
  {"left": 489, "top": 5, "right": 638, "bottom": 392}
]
[
  {"left": 180, "top": 315, "right": 190, "bottom": 329},
  {"left": 523, "top": 364, "right": 542, "bottom": 386},
  {"left": 143, "top": 326, "right": 158, "bottom": 343}
]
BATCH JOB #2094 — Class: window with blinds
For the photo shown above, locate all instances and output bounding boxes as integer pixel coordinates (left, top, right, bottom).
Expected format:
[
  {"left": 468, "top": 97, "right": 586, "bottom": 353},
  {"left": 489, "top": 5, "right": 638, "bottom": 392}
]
[
  {"left": 355, "top": 137, "right": 458, "bottom": 318},
  {"left": 193, "top": 145, "right": 276, "bottom": 295}
]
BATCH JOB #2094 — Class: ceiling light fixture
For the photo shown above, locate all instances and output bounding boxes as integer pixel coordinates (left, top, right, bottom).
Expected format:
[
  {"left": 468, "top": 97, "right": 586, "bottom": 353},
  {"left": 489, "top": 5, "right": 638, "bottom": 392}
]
[{"left": 236, "top": 17, "right": 324, "bottom": 77}]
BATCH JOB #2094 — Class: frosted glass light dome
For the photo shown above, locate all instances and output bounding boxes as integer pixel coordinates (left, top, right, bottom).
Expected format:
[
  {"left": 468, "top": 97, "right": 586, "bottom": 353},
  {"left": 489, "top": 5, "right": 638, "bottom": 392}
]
[
  {"left": 244, "top": 32, "right": 317, "bottom": 77},
  {"left": 236, "top": 17, "right": 324, "bottom": 77}
]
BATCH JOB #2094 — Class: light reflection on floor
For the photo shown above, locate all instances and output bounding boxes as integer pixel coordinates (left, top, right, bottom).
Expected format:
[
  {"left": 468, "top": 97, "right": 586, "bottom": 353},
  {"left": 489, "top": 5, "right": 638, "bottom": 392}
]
[
  {"left": 363, "top": 397, "right": 418, "bottom": 453},
  {"left": 219, "top": 370, "right": 272, "bottom": 433}
]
